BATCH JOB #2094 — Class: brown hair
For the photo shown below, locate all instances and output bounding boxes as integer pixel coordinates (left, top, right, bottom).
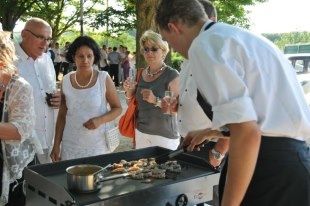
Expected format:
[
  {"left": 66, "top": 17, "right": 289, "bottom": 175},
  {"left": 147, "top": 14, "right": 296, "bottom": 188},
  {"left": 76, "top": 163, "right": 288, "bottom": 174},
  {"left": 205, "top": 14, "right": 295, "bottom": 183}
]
[{"left": 155, "top": 0, "right": 206, "bottom": 31}]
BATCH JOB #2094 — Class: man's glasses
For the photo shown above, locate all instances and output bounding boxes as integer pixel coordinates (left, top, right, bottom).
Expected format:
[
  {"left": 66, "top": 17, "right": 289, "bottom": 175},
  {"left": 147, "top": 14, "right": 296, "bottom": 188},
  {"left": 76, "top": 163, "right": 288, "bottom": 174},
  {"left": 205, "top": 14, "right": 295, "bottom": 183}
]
[
  {"left": 143, "top": 47, "right": 159, "bottom": 53},
  {"left": 25, "top": 29, "right": 52, "bottom": 43}
]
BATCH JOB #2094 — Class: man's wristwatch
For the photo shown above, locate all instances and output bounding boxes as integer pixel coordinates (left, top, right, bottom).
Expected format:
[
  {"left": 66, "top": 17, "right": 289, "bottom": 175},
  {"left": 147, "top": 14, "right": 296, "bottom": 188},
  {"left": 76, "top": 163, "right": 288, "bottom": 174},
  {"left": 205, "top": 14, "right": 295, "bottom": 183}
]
[{"left": 210, "top": 148, "right": 225, "bottom": 161}]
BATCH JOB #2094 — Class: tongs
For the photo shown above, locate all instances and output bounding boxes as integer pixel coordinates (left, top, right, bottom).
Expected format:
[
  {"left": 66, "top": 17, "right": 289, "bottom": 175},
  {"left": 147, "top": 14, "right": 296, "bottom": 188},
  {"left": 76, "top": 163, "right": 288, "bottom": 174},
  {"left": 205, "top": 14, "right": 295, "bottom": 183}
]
[{"left": 155, "top": 140, "right": 209, "bottom": 163}]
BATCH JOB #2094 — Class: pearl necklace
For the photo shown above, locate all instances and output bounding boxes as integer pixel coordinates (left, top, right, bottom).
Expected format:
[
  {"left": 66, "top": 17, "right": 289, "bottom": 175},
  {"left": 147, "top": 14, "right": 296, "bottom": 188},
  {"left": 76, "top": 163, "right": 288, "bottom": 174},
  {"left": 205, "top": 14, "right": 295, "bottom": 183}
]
[
  {"left": 146, "top": 64, "right": 166, "bottom": 77},
  {"left": 74, "top": 70, "right": 94, "bottom": 88}
]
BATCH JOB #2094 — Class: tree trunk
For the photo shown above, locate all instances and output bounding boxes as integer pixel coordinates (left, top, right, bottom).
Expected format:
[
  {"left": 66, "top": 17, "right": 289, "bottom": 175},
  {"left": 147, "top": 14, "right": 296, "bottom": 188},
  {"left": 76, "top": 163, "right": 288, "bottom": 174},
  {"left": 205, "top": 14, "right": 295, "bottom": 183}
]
[{"left": 135, "top": 0, "right": 158, "bottom": 69}]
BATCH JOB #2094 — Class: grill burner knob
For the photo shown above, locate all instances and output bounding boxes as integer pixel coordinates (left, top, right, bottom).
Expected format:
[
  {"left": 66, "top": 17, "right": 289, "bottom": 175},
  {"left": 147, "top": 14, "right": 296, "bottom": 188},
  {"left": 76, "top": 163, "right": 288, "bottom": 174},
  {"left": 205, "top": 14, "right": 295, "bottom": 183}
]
[{"left": 175, "top": 194, "right": 188, "bottom": 206}]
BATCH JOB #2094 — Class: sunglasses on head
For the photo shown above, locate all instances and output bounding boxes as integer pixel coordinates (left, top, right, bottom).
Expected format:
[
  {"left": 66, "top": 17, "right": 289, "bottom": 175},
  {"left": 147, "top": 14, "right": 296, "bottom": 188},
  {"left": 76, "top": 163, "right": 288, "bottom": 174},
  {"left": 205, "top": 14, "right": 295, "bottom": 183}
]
[{"left": 143, "top": 47, "right": 159, "bottom": 53}]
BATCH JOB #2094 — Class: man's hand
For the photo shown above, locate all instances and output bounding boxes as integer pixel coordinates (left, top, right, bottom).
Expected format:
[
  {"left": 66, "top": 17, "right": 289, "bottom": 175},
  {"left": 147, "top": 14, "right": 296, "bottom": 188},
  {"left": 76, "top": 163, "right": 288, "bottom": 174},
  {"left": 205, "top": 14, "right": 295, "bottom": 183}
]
[{"left": 183, "top": 128, "right": 212, "bottom": 151}]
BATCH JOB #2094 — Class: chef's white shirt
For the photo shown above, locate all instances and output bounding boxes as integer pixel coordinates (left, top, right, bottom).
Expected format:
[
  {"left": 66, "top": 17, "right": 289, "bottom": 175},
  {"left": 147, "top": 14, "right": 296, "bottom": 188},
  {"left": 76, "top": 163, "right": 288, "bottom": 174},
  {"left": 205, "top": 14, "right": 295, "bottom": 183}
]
[
  {"left": 188, "top": 21, "right": 310, "bottom": 140},
  {"left": 178, "top": 60, "right": 212, "bottom": 137},
  {"left": 15, "top": 43, "right": 56, "bottom": 149}
]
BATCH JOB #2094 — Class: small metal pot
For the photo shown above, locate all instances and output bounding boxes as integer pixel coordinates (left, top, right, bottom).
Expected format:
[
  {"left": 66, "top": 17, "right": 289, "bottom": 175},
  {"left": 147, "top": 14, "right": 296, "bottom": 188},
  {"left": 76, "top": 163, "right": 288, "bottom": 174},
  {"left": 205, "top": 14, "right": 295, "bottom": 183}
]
[
  {"left": 66, "top": 164, "right": 129, "bottom": 193},
  {"left": 66, "top": 164, "right": 103, "bottom": 193}
]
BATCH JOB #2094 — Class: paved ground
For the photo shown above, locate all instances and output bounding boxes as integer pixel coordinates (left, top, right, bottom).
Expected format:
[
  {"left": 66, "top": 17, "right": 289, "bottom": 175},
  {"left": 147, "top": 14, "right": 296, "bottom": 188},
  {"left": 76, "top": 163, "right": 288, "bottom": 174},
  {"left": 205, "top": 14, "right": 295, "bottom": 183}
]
[{"left": 113, "top": 89, "right": 134, "bottom": 152}]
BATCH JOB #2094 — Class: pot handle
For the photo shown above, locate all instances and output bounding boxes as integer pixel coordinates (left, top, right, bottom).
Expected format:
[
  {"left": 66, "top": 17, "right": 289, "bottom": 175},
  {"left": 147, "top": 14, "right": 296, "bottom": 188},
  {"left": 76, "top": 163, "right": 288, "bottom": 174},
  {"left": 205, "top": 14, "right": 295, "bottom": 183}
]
[{"left": 96, "top": 173, "right": 129, "bottom": 184}]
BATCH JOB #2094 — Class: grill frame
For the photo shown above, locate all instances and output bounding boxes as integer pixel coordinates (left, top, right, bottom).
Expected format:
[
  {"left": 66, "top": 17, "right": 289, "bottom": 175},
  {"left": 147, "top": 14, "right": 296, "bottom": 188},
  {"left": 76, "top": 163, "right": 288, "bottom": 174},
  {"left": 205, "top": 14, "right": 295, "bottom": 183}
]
[{"left": 25, "top": 146, "right": 218, "bottom": 206}]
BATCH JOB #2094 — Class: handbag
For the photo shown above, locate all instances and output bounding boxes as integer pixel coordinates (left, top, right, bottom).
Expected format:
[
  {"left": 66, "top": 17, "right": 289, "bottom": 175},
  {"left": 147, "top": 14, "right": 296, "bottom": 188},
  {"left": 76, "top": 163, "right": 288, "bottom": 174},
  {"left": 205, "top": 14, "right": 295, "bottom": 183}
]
[
  {"left": 118, "top": 69, "right": 143, "bottom": 138},
  {"left": 104, "top": 123, "right": 120, "bottom": 152}
]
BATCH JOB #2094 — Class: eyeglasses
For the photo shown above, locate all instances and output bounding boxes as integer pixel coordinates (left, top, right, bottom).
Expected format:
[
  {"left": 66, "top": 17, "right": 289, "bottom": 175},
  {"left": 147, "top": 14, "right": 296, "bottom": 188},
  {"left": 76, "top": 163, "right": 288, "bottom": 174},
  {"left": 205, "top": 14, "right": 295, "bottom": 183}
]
[
  {"left": 143, "top": 47, "right": 159, "bottom": 53},
  {"left": 25, "top": 29, "right": 52, "bottom": 43}
]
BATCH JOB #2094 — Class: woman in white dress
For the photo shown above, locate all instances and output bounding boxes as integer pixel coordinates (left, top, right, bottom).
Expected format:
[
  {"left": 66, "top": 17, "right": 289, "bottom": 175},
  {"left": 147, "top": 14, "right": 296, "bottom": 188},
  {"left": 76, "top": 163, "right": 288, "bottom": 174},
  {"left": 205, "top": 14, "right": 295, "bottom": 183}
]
[{"left": 50, "top": 36, "right": 122, "bottom": 161}]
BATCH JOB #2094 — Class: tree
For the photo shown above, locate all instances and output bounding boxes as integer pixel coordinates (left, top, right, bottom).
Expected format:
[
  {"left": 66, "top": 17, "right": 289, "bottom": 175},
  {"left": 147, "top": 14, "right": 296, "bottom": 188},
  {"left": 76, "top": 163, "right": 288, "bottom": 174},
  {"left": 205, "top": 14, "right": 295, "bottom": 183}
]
[
  {"left": 214, "top": 0, "right": 267, "bottom": 28},
  {"left": 93, "top": 0, "right": 268, "bottom": 68},
  {"left": 0, "top": 0, "right": 40, "bottom": 31},
  {"left": 23, "top": 0, "right": 101, "bottom": 41}
]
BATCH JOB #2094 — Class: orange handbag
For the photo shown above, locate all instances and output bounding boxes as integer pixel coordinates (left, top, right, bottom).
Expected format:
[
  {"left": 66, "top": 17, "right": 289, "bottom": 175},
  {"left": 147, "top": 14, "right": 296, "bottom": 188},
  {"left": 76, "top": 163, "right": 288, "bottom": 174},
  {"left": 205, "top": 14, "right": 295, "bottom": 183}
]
[{"left": 118, "top": 69, "right": 143, "bottom": 139}]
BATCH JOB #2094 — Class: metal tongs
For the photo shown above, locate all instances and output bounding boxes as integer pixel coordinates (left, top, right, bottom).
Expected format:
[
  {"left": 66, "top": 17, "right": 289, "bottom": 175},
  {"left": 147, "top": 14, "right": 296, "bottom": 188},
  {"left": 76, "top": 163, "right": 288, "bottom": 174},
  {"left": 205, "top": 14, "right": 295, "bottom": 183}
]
[{"left": 155, "top": 140, "right": 209, "bottom": 163}]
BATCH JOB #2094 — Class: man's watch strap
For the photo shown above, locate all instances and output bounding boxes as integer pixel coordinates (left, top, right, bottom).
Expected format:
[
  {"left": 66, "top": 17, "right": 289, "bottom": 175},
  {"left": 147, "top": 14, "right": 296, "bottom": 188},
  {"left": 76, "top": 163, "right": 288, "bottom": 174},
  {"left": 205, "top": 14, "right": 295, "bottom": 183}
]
[
  {"left": 211, "top": 148, "right": 225, "bottom": 161},
  {"left": 154, "top": 97, "right": 161, "bottom": 107}
]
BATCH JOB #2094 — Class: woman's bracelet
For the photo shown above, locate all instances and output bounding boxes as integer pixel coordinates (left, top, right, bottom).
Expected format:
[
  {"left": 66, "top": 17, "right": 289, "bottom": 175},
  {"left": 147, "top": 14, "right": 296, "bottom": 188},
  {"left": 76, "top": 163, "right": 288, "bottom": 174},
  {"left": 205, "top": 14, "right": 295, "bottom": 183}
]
[{"left": 125, "top": 92, "right": 133, "bottom": 100}]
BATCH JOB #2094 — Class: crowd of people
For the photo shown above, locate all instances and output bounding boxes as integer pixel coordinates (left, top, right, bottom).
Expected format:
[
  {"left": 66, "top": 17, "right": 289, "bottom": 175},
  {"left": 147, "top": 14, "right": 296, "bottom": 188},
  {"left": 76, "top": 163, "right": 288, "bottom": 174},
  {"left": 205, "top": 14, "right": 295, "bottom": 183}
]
[
  {"left": 0, "top": 0, "right": 309, "bottom": 205},
  {"left": 48, "top": 40, "right": 136, "bottom": 87}
]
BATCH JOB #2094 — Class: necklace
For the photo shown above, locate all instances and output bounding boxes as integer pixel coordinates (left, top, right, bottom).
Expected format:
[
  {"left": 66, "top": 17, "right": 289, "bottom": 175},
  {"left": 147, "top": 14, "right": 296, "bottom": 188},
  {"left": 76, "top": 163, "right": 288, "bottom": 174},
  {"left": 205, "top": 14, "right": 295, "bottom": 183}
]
[
  {"left": 74, "top": 70, "right": 94, "bottom": 88},
  {"left": 146, "top": 64, "right": 166, "bottom": 77},
  {"left": 0, "top": 82, "right": 5, "bottom": 91}
]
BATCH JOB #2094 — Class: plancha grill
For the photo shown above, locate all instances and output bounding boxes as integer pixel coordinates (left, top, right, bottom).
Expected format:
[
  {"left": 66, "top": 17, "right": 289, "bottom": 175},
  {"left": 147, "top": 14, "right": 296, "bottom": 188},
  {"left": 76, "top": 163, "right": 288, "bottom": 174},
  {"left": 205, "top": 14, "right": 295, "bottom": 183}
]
[{"left": 25, "top": 146, "right": 218, "bottom": 206}]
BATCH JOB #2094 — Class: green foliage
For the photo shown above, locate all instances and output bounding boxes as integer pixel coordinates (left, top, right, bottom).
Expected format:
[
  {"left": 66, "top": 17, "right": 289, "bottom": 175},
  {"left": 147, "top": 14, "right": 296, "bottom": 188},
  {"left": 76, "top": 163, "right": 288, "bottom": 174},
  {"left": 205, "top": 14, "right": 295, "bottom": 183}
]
[
  {"left": 171, "top": 52, "right": 184, "bottom": 71},
  {"left": 23, "top": 0, "right": 102, "bottom": 40},
  {"left": 0, "top": 0, "right": 40, "bottom": 31},
  {"left": 263, "top": 32, "right": 310, "bottom": 51},
  {"left": 92, "top": 4, "right": 136, "bottom": 35},
  {"left": 214, "top": 0, "right": 267, "bottom": 28},
  {"left": 57, "top": 29, "right": 136, "bottom": 52}
]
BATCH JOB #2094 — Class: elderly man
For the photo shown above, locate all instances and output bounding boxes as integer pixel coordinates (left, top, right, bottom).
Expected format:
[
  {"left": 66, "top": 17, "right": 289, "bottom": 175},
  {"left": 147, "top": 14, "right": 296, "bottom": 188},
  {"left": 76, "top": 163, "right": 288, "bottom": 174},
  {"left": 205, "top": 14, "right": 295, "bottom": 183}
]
[
  {"left": 156, "top": 0, "right": 310, "bottom": 206},
  {"left": 14, "top": 18, "right": 61, "bottom": 164}
]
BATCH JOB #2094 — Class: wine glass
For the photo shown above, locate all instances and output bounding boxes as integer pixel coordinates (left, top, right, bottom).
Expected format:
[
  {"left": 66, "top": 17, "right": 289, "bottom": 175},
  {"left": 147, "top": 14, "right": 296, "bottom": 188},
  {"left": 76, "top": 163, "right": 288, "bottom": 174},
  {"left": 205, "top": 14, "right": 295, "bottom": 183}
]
[
  {"left": 163, "top": 91, "right": 174, "bottom": 115},
  {"left": 45, "top": 69, "right": 57, "bottom": 107}
]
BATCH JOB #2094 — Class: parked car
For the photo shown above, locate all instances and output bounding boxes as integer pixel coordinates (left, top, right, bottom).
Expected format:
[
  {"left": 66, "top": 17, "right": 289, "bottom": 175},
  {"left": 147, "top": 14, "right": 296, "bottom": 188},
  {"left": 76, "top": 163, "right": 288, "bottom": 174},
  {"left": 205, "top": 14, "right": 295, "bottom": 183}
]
[{"left": 286, "top": 53, "right": 310, "bottom": 106}]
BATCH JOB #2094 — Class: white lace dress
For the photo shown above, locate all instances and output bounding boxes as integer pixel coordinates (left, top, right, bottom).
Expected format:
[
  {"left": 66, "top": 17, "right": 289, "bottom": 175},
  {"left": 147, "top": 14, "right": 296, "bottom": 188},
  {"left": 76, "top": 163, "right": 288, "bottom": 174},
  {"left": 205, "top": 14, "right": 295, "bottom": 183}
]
[
  {"left": 0, "top": 76, "right": 42, "bottom": 205},
  {"left": 61, "top": 71, "right": 111, "bottom": 160}
]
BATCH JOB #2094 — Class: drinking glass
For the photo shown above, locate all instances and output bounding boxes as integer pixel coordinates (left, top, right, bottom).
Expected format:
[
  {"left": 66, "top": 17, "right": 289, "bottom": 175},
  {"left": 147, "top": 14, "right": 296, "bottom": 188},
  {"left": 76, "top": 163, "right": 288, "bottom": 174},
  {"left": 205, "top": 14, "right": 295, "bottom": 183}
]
[{"left": 163, "top": 91, "right": 174, "bottom": 115}]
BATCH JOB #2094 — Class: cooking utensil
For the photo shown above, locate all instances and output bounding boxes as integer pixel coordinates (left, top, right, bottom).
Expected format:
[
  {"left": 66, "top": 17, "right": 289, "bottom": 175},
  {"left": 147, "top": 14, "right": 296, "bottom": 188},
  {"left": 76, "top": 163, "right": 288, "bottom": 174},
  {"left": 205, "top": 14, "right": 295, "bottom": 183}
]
[
  {"left": 155, "top": 140, "right": 209, "bottom": 163},
  {"left": 66, "top": 164, "right": 126, "bottom": 193}
]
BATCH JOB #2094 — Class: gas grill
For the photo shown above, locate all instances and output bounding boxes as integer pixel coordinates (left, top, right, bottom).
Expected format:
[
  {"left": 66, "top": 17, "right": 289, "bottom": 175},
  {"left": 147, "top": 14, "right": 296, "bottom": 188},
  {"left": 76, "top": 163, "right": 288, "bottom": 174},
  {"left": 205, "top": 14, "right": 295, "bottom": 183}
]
[{"left": 24, "top": 146, "right": 218, "bottom": 206}]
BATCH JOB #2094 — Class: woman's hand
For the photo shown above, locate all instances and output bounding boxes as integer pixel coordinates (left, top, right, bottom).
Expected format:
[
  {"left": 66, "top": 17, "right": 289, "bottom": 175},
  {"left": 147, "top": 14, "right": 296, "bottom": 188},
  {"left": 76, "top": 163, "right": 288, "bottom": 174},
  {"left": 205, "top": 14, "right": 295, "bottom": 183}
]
[
  {"left": 161, "top": 96, "right": 178, "bottom": 114},
  {"left": 50, "top": 145, "right": 61, "bottom": 162},
  {"left": 123, "top": 77, "right": 136, "bottom": 97},
  {"left": 141, "top": 89, "right": 156, "bottom": 104},
  {"left": 83, "top": 117, "right": 102, "bottom": 130},
  {"left": 50, "top": 90, "right": 61, "bottom": 109}
]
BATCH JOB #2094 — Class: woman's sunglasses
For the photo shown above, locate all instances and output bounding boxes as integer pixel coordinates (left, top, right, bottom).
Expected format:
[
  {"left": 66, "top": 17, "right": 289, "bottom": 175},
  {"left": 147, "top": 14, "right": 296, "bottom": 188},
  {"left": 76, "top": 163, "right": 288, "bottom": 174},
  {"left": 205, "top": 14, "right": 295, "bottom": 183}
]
[{"left": 143, "top": 47, "right": 159, "bottom": 53}]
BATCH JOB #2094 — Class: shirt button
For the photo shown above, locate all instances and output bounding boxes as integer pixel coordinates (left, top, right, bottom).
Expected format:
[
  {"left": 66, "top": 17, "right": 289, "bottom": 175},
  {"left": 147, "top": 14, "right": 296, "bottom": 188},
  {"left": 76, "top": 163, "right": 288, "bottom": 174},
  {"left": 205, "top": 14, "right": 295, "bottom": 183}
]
[
  {"left": 179, "top": 120, "right": 182, "bottom": 122},
  {"left": 179, "top": 104, "right": 182, "bottom": 106},
  {"left": 185, "top": 89, "right": 187, "bottom": 92},
  {"left": 190, "top": 74, "right": 192, "bottom": 76}
]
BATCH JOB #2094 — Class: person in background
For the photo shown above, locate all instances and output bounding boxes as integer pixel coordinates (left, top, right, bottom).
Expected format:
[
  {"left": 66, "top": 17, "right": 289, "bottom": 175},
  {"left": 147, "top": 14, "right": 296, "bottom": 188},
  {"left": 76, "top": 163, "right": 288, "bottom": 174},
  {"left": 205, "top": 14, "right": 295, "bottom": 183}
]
[
  {"left": 61, "top": 41, "right": 71, "bottom": 76},
  {"left": 47, "top": 43, "right": 55, "bottom": 63},
  {"left": 50, "top": 36, "right": 122, "bottom": 161},
  {"left": 123, "top": 30, "right": 180, "bottom": 150},
  {"left": 122, "top": 50, "right": 131, "bottom": 80},
  {"left": 107, "top": 46, "right": 112, "bottom": 53},
  {"left": 99, "top": 44, "right": 109, "bottom": 71},
  {"left": 156, "top": 0, "right": 310, "bottom": 205},
  {"left": 14, "top": 17, "right": 61, "bottom": 164},
  {"left": 0, "top": 31, "right": 42, "bottom": 206},
  {"left": 108, "top": 47, "right": 122, "bottom": 87},
  {"left": 53, "top": 42, "right": 63, "bottom": 81}
]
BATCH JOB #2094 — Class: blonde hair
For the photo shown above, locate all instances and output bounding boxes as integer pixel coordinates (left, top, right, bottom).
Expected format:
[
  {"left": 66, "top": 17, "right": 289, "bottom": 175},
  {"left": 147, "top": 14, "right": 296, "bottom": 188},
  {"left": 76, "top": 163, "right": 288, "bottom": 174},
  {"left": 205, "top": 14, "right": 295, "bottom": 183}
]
[
  {"left": 0, "top": 31, "right": 17, "bottom": 74},
  {"left": 139, "top": 30, "right": 169, "bottom": 56}
]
